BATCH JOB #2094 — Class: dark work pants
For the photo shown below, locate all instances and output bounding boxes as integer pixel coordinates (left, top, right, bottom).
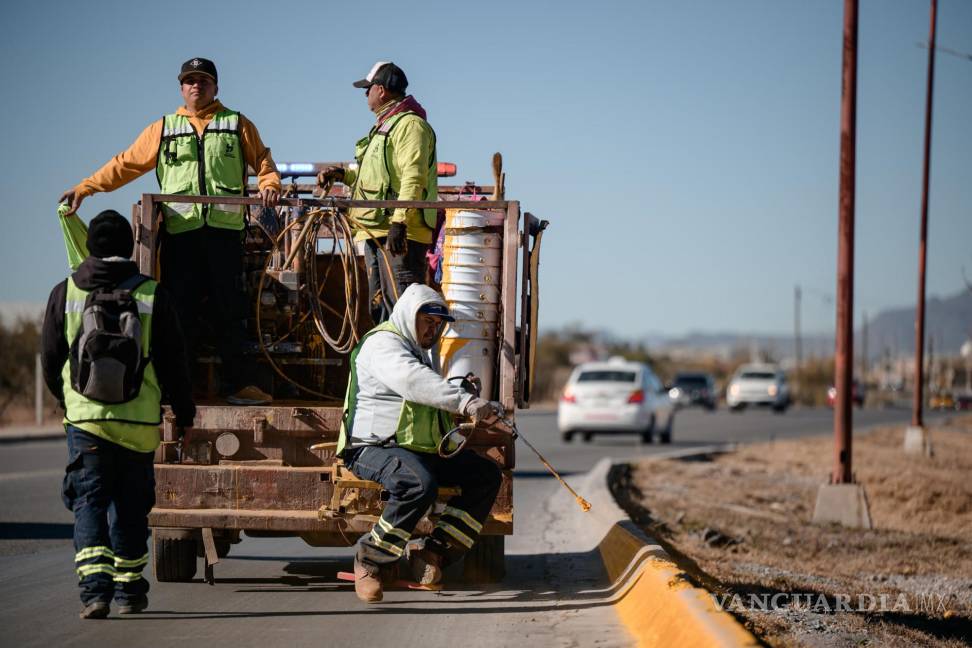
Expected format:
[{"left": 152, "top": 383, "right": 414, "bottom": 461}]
[
  {"left": 362, "top": 238, "right": 430, "bottom": 324},
  {"left": 160, "top": 225, "right": 249, "bottom": 392},
  {"left": 62, "top": 425, "right": 155, "bottom": 606},
  {"left": 344, "top": 445, "right": 502, "bottom": 569}
]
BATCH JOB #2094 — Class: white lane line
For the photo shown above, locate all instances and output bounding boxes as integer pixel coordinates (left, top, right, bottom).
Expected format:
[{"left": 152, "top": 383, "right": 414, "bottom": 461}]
[{"left": 0, "top": 468, "right": 63, "bottom": 482}]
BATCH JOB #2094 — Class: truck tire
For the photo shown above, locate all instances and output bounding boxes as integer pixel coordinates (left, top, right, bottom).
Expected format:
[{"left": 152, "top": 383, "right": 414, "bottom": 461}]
[
  {"left": 153, "top": 531, "right": 198, "bottom": 582},
  {"left": 463, "top": 535, "right": 505, "bottom": 584}
]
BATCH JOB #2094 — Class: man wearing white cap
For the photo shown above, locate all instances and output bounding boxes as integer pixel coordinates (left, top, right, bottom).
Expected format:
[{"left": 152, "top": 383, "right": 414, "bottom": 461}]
[{"left": 318, "top": 62, "right": 438, "bottom": 324}]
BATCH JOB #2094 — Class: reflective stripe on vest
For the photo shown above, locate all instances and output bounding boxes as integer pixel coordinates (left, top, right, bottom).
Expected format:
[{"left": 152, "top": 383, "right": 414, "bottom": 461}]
[
  {"left": 349, "top": 111, "right": 438, "bottom": 231},
  {"left": 156, "top": 111, "right": 246, "bottom": 234},
  {"left": 61, "top": 277, "right": 163, "bottom": 435},
  {"left": 338, "top": 321, "right": 454, "bottom": 455}
]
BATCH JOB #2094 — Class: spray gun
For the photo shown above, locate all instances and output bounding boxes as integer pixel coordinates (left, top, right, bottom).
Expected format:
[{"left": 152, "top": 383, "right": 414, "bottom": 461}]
[{"left": 437, "top": 412, "right": 592, "bottom": 513}]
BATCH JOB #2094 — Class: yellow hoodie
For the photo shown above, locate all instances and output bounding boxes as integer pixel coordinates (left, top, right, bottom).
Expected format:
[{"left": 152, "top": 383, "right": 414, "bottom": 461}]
[{"left": 73, "top": 100, "right": 281, "bottom": 199}]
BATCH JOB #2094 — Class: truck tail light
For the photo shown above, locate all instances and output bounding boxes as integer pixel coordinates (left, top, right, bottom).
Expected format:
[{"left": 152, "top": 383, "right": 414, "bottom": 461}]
[
  {"left": 437, "top": 162, "right": 457, "bottom": 177},
  {"left": 628, "top": 389, "right": 645, "bottom": 404}
]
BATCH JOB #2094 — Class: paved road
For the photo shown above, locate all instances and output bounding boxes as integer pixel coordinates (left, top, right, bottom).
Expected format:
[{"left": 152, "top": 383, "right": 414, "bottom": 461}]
[{"left": 0, "top": 406, "right": 936, "bottom": 646}]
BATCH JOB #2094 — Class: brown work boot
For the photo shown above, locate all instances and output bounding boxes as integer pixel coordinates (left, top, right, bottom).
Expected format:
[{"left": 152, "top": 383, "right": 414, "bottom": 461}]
[
  {"left": 407, "top": 543, "right": 444, "bottom": 586},
  {"left": 227, "top": 385, "right": 273, "bottom": 406},
  {"left": 354, "top": 558, "right": 383, "bottom": 603}
]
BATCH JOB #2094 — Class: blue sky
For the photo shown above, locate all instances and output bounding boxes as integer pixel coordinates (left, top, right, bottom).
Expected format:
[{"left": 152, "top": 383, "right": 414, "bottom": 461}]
[{"left": 1, "top": 0, "right": 969, "bottom": 337}]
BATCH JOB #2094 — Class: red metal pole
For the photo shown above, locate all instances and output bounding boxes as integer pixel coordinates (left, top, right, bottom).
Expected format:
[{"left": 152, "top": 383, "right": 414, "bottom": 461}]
[
  {"left": 912, "top": 0, "right": 937, "bottom": 428},
  {"left": 833, "top": 0, "right": 858, "bottom": 485}
]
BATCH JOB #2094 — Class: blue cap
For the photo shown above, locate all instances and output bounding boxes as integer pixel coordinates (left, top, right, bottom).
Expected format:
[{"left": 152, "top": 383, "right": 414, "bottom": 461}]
[{"left": 418, "top": 302, "right": 455, "bottom": 322}]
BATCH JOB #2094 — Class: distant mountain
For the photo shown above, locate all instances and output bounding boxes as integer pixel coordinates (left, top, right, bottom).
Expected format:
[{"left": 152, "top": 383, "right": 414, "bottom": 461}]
[
  {"left": 866, "top": 289, "right": 972, "bottom": 358},
  {"left": 642, "top": 288, "right": 971, "bottom": 360}
]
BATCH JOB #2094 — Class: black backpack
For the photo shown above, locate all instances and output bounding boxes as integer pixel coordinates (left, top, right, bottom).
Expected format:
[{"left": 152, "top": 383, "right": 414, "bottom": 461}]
[{"left": 69, "top": 275, "right": 150, "bottom": 404}]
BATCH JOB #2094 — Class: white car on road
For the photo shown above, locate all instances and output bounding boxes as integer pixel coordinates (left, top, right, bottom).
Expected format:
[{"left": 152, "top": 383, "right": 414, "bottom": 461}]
[
  {"left": 557, "top": 359, "right": 675, "bottom": 443},
  {"left": 726, "top": 364, "right": 791, "bottom": 412}
]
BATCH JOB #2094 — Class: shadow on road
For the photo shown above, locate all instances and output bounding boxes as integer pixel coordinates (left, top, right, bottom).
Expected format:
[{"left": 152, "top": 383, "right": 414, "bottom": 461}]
[{"left": 0, "top": 522, "right": 73, "bottom": 539}]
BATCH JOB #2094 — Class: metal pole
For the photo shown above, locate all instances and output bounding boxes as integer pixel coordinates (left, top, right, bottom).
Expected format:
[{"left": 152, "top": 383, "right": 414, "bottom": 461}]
[
  {"left": 833, "top": 0, "right": 858, "bottom": 485},
  {"left": 34, "top": 352, "right": 43, "bottom": 426},
  {"left": 912, "top": 0, "right": 937, "bottom": 428},
  {"left": 794, "top": 284, "right": 802, "bottom": 398}
]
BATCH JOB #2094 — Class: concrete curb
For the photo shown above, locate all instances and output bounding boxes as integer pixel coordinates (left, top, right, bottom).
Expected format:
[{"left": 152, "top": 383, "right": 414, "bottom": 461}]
[
  {"left": 0, "top": 425, "right": 64, "bottom": 444},
  {"left": 581, "top": 457, "right": 758, "bottom": 647}
]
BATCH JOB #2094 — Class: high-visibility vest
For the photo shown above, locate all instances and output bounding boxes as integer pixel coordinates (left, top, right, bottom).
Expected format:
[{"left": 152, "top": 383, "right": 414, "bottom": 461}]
[
  {"left": 156, "top": 110, "right": 246, "bottom": 234},
  {"left": 338, "top": 321, "right": 454, "bottom": 455},
  {"left": 349, "top": 111, "right": 438, "bottom": 231},
  {"left": 62, "top": 277, "right": 162, "bottom": 453}
]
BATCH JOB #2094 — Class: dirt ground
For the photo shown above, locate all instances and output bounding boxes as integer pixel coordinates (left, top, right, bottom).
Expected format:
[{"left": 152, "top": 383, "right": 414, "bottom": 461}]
[{"left": 614, "top": 415, "right": 972, "bottom": 647}]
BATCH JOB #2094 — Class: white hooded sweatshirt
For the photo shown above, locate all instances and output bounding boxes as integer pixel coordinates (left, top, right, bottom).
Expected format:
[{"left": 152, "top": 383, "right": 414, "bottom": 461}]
[{"left": 348, "top": 284, "right": 475, "bottom": 447}]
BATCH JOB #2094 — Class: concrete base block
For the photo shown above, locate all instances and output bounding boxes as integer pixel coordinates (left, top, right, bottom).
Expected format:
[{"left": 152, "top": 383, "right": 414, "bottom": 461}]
[
  {"left": 812, "top": 483, "right": 872, "bottom": 529},
  {"left": 903, "top": 425, "right": 933, "bottom": 456}
]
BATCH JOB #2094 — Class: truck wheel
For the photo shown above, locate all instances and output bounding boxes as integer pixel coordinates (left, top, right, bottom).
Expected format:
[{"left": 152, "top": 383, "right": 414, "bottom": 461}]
[
  {"left": 153, "top": 530, "right": 198, "bottom": 582},
  {"left": 561, "top": 431, "right": 574, "bottom": 443},
  {"left": 463, "top": 535, "right": 505, "bottom": 584},
  {"left": 216, "top": 540, "right": 231, "bottom": 558}
]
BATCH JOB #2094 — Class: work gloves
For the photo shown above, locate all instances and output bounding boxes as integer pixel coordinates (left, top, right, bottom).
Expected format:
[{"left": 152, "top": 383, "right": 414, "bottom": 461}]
[
  {"left": 386, "top": 222, "right": 408, "bottom": 257},
  {"left": 316, "top": 166, "right": 345, "bottom": 186},
  {"left": 464, "top": 397, "right": 504, "bottom": 426}
]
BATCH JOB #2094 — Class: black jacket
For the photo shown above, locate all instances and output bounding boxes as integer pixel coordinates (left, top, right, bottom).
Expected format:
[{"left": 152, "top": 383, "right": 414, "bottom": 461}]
[{"left": 41, "top": 257, "right": 196, "bottom": 427}]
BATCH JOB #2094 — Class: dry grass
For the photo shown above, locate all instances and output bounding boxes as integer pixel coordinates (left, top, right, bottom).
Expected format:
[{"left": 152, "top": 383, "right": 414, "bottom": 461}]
[{"left": 622, "top": 415, "right": 972, "bottom": 647}]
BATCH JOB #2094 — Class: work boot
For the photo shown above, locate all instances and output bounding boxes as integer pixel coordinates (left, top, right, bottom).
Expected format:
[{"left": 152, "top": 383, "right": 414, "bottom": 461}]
[
  {"left": 79, "top": 601, "right": 110, "bottom": 619},
  {"left": 353, "top": 558, "right": 383, "bottom": 603},
  {"left": 227, "top": 385, "right": 273, "bottom": 406},
  {"left": 116, "top": 596, "right": 148, "bottom": 614},
  {"left": 407, "top": 541, "right": 444, "bottom": 585}
]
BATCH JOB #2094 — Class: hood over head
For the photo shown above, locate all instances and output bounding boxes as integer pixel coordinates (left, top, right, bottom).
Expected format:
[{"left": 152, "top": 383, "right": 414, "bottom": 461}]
[{"left": 388, "top": 284, "right": 450, "bottom": 354}]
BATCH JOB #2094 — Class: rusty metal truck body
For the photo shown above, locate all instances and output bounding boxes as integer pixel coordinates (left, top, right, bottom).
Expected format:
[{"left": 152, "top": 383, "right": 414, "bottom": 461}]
[{"left": 133, "top": 179, "right": 544, "bottom": 583}]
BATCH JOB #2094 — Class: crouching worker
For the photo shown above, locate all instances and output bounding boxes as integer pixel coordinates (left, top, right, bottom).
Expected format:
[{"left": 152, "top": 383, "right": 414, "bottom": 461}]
[
  {"left": 337, "top": 283, "right": 505, "bottom": 603},
  {"left": 41, "top": 210, "right": 195, "bottom": 619}
]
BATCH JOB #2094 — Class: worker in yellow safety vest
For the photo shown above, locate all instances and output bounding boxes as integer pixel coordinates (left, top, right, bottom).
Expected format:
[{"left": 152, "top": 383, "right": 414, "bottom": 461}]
[
  {"left": 58, "top": 57, "right": 281, "bottom": 405},
  {"left": 337, "top": 284, "right": 505, "bottom": 603},
  {"left": 41, "top": 210, "right": 196, "bottom": 618},
  {"left": 318, "top": 61, "right": 438, "bottom": 324}
]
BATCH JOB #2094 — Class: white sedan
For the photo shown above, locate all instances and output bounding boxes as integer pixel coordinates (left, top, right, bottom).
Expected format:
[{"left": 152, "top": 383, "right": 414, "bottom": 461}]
[
  {"left": 726, "top": 364, "right": 791, "bottom": 412},
  {"left": 557, "top": 359, "right": 675, "bottom": 443}
]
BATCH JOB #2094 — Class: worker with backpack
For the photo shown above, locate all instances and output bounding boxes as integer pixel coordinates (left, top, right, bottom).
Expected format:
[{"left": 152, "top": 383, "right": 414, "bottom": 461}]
[{"left": 41, "top": 209, "right": 196, "bottom": 619}]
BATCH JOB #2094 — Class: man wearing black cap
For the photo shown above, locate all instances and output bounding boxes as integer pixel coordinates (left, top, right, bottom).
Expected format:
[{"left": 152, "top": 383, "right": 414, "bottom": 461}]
[
  {"left": 318, "top": 61, "right": 439, "bottom": 324},
  {"left": 41, "top": 210, "right": 195, "bottom": 619},
  {"left": 58, "top": 57, "right": 281, "bottom": 405}
]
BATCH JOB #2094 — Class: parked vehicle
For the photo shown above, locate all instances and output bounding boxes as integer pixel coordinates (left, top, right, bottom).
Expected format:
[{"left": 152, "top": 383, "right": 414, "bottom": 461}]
[
  {"left": 827, "top": 379, "right": 865, "bottom": 408},
  {"left": 668, "top": 372, "right": 717, "bottom": 410},
  {"left": 557, "top": 358, "right": 675, "bottom": 443},
  {"left": 726, "top": 364, "right": 790, "bottom": 412},
  {"left": 929, "top": 392, "right": 955, "bottom": 410}
]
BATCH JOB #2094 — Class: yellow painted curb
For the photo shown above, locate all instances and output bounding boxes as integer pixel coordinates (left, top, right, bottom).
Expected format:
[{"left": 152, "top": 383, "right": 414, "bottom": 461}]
[
  {"left": 599, "top": 523, "right": 758, "bottom": 647},
  {"left": 578, "top": 459, "right": 758, "bottom": 647}
]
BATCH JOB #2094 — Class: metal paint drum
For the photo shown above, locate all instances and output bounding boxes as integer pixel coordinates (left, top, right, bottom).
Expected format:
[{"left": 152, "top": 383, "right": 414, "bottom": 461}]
[
  {"left": 440, "top": 265, "right": 498, "bottom": 286},
  {"left": 441, "top": 246, "right": 502, "bottom": 267},
  {"left": 447, "top": 300, "right": 499, "bottom": 322},
  {"left": 441, "top": 319, "right": 498, "bottom": 340},
  {"left": 441, "top": 282, "right": 501, "bottom": 304},
  {"left": 438, "top": 338, "right": 497, "bottom": 399},
  {"left": 445, "top": 209, "right": 505, "bottom": 229},
  {"left": 443, "top": 231, "right": 503, "bottom": 249}
]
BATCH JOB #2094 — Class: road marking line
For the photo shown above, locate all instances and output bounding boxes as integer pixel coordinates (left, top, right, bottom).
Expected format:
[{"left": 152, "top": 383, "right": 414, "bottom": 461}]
[{"left": 0, "top": 468, "right": 63, "bottom": 482}]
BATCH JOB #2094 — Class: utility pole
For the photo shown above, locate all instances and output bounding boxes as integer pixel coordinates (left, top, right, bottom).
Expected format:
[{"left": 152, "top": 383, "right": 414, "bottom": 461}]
[
  {"left": 831, "top": 0, "right": 858, "bottom": 486},
  {"left": 813, "top": 0, "right": 871, "bottom": 529},
  {"left": 794, "top": 284, "right": 802, "bottom": 398},
  {"left": 861, "top": 311, "right": 868, "bottom": 384},
  {"left": 906, "top": 0, "right": 937, "bottom": 455}
]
